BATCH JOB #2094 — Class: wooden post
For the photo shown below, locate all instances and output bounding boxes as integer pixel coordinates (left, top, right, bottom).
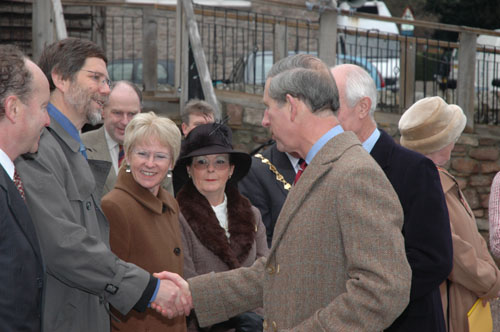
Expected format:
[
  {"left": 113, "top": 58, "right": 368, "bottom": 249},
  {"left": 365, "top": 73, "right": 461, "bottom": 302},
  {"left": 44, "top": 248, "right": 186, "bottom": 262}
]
[
  {"left": 182, "top": 0, "right": 220, "bottom": 120},
  {"left": 399, "top": 37, "right": 416, "bottom": 111},
  {"left": 32, "top": 0, "right": 67, "bottom": 61},
  {"left": 142, "top": 7, "right": 158, "bottom": 92},
  {"left": 177, "top": 0, "right": 189, "bottom": 113},
  {"left": 457, "top": 31, "right": 476, "bottom": 132},
  {"left": 274, "top": 22, "right": 287, "bottom": 64},
  {"left": 318, "top": 9, "right": 337, "bottom": 67}
]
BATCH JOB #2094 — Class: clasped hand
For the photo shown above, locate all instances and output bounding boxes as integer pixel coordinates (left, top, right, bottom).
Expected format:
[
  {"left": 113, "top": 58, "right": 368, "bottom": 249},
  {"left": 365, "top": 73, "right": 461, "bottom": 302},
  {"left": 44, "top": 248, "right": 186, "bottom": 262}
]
[{"left": 151, "top": 271, "right": 192, "bottom": 319}]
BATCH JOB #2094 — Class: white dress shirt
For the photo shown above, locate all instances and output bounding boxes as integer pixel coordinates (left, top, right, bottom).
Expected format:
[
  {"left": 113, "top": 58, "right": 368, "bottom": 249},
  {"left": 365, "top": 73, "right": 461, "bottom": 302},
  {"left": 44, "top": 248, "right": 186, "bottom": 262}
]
[
  {"left": 212, "top": 194, "right": 230, "bottom": 238},
  {"left": 0, "top": 148, "right": 14, "bottom": 180}
]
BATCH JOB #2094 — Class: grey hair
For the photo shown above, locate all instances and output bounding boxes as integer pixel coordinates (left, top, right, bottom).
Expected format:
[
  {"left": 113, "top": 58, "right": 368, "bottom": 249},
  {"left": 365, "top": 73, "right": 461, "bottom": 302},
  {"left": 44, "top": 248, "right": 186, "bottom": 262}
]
[
  {"left": 343, "top": 65, "right": 378, "bottom": 116},
  {"left": 123, "top": 112, "right": 181, "bottom": 166},
  {"left": 266, "top": 54, "right": 339, "bottom": 113}
]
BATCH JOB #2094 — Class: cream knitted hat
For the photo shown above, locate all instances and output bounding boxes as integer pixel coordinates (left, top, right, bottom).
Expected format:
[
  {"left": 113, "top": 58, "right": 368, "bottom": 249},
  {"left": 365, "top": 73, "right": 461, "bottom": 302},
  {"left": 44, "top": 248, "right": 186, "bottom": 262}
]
[{"left": 399, "top": 96, "right": 466, "bottom": 155}]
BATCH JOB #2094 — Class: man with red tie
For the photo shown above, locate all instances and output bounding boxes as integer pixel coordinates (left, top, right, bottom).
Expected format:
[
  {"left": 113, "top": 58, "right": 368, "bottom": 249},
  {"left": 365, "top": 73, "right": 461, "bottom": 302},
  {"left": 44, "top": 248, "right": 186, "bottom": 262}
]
[
  {"left": 0, "top": 44, "right": 50, "bottom": 331},
  {"left": 82, "top": 80, "right": 142, "bottom": 197}
]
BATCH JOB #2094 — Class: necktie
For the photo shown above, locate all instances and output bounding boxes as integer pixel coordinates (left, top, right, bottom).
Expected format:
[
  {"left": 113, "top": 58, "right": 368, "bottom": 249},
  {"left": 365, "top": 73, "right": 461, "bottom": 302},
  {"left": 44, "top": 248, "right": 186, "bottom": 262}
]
[
  {"left": 118, "top": 144, "right": 125, "bottom": 167},
  {"left": 294, "top": 159, "right": 307, "bottom": 184},
  {"left": 13, "top": 169, "right": 26, "bottom": 200}
]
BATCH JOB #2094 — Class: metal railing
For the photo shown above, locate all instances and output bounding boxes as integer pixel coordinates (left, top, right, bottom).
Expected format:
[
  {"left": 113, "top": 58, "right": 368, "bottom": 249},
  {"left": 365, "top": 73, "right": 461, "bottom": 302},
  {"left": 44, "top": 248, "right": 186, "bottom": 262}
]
[{"left": 4, "top": 1, "right": 500, "bottom": 125}]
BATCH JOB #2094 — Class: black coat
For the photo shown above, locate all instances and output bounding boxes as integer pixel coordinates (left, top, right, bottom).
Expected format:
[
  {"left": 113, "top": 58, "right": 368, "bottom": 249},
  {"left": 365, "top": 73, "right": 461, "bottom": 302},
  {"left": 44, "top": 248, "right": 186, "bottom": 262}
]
[
  {"left": 0, "top": 167, "right": 44, "bottom": 331},
  {"left": 372, "top": 130, "right": 453, "bottom": 332},
  {"left": 239, "top": 143, "right": 295, "bottom": 247}
]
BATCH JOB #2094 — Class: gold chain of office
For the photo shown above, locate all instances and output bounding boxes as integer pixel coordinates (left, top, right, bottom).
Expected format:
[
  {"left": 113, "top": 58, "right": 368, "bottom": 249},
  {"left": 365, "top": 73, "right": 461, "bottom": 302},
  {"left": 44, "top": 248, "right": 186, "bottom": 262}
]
[{"left": 255, "top": 153, "right": 292, "bottom": 191}]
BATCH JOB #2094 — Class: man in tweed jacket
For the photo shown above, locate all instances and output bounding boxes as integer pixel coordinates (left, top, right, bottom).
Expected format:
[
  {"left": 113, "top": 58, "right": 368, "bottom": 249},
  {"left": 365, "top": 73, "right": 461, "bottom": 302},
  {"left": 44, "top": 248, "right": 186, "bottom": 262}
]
[{"left": 158, "top": 54, "right": 411, "bottom": 331}]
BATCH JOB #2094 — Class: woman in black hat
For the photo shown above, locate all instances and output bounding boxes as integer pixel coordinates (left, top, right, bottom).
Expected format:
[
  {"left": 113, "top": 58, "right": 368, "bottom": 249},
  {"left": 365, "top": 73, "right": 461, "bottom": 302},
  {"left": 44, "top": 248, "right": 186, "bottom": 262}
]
[{"left": 174, "top": 123, "right": 268, "bottom": 332}]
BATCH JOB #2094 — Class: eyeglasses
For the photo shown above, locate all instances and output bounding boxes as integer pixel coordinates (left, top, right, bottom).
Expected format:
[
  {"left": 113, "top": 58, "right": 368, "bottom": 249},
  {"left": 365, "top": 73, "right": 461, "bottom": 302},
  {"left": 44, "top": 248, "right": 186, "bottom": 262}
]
[
  {"left": 80, "top": 69, "right": 112, "bottom": 87},
  {"left": 133, "top": 150, "right": 171, "bottom": 163},
  {"left": 192, "top": 156, "right": 230, "bottom": 171}
]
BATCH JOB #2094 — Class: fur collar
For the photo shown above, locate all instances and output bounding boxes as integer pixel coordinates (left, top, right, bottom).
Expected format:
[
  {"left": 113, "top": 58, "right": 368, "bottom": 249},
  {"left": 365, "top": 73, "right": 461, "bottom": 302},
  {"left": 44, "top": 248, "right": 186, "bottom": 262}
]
[{"left": 177, "top": 181, "right": 256, "bottom": 269}]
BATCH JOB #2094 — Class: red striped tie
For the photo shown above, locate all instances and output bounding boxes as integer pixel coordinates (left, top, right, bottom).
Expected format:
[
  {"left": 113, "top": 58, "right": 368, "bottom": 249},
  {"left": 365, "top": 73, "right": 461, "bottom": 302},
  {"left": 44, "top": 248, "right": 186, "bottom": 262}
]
[
  {"left": 294, "top": 159, "right": 307, "bottom": 184},
  {"left": 13, "top": 169, "right": 26, "bottom": 200},
  {"left": 118, "top": 144, "right": 125, "bottom": 167}
]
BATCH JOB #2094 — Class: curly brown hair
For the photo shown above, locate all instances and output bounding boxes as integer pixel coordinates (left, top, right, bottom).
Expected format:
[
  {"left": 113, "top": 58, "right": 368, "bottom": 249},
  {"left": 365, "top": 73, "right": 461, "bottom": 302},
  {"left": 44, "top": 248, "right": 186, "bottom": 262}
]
[{"left": 0, "top": 45, "right": 32, "bottom": 117}]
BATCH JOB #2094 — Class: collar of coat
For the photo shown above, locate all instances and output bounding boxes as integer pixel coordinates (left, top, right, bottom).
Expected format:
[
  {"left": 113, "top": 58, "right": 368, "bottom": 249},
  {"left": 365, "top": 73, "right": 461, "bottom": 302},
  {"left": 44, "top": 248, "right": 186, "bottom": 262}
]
[
  {"left": 177, "top": 181, "right": 256, "bottom": 269},
  {"left": 114, "top": 167, "right": 176, "bottom": 216}
]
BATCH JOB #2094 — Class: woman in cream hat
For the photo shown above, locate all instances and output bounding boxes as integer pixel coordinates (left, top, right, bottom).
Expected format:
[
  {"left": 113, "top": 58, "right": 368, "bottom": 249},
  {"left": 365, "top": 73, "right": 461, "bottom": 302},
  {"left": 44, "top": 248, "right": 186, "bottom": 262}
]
[{"left": 399, "top": 96, "right": 500, "bottom": 332}]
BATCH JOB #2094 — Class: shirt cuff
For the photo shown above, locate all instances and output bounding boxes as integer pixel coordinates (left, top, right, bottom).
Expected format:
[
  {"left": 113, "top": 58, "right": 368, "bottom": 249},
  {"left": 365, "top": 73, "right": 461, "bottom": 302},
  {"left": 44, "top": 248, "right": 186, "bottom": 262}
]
[{"left": 148, "top": 279, "right": 161, "bottom": 307}]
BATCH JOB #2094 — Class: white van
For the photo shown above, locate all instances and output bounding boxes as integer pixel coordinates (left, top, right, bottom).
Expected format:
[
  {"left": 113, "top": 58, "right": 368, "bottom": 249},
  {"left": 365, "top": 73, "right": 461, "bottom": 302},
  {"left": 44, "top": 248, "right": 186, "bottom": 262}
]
[{"left": 337, "top": 1, "right": 400, "bottom": 90}]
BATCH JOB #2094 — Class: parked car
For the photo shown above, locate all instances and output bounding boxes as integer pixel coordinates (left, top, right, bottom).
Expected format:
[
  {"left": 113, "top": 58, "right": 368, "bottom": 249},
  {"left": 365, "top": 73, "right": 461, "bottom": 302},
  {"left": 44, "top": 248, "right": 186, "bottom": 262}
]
[
  {"left": 240, "top": 50, "right": 385, "bottom": 90},
  {"left": 107, "top": 59, "right": 175, "bottom": 86},
  {"left": 337, "top": 1, "right": 400, "bottom": 91}
]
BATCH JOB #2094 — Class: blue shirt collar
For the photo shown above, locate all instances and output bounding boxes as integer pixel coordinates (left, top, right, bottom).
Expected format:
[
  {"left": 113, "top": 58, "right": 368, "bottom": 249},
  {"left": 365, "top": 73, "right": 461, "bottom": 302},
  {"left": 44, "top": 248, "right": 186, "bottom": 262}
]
[
  {"left": 362, "top": 128, "right": 380, "bottom": 153},
  {"left": 305, "top": 124, "right": 344, "bottom": 164},
  {"left": 47, "top": 103, "right": 88, "bottom": 159}
]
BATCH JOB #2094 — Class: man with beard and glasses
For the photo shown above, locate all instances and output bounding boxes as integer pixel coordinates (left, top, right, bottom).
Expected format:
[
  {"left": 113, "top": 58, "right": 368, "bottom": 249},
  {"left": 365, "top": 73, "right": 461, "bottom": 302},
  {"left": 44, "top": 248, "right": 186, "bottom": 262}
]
[{"left": 15, "top": 38, "right": 191, "bottom": 332}]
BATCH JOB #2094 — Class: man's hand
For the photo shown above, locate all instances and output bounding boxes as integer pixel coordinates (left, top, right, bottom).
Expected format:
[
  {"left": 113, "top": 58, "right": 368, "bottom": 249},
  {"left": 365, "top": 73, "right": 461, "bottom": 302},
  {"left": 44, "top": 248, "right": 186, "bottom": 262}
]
[{"left": 151, "top": 271, "right": 192, "bottom": 318}]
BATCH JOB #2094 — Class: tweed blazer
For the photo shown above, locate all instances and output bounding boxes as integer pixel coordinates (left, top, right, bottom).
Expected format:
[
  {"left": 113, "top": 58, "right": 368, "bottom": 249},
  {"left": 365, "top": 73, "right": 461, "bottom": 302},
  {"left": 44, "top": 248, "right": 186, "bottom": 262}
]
[
  {"left": 371, "top": 130, "right": 453, "bottom": 332},
  {"left": 16, "top": 115, "right": 155, "bottom": 332},
  {"left": 82, "top": 126, "right": 116, "bottom": 197},
  {"left": 102, "top": 167, "right": 186, "bottom": 332},
  {"left": 188, "top": 131, "right": 411, "bottom": 331},
  {"left": 438, "top": 168, "right": 500, "bottom": 332},
  {"left": 0, "top": 167, "right": 44, "bottom": 331},
  {"left": 239, "top": 143, "right": 295, "bottom": 247}
]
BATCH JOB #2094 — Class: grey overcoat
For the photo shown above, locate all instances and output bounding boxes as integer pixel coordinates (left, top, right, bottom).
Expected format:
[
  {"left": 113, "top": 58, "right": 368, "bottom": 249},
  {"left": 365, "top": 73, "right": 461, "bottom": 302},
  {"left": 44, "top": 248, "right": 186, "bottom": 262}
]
[
  {"left": 188, "top": 131, "right": 412, "bottom": 331},
  {"left": 16, "top": 116, "right": 153, "bottom": 332}
]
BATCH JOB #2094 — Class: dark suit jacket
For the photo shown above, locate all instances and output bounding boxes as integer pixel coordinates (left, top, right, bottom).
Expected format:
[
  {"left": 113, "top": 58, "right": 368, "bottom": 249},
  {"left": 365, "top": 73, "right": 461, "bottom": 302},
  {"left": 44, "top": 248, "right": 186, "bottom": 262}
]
[
  {"left": 0, "top": 167, "right": 44, "bottom": 331},
  {"left": 371, "top": 129, "right": 453, "bottom": 332},
  {"left": 239, "top": 143, "right": 295, "bottom": 247}
]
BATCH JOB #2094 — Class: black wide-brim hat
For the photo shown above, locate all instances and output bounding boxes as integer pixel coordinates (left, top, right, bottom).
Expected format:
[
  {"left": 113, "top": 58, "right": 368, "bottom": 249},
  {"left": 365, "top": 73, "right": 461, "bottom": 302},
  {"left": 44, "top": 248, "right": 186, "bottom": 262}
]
[{"left": 173, "top": 122, "right": 251, "bottom": 184}]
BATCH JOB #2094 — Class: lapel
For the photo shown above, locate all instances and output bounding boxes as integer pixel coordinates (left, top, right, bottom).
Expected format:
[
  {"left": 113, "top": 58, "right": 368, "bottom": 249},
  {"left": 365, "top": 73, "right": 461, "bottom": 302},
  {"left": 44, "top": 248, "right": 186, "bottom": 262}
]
[
  {"left": 92, "top": 127, "right": 113, "bottom": 163},
  {"left": 370, "top": 129, "right": 394, "bottom": 172},
  {"left": 0, "top": 168, "right": 43, "bottom": 265},
  {"left": 268, "top": 131, "right": 361, "bottom": 257},
  {"left": 267, "top": 144, "right": 296, "bottom": 195}
]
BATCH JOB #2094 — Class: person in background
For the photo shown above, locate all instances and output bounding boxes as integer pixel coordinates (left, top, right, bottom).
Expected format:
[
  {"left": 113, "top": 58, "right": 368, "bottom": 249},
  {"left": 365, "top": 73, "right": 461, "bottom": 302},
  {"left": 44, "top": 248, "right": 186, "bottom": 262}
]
[
  {"left": 181, "top": 99, "right": 216, "bottom": 137},
  {"left": 174, "top": 122, "right": 268, "bottom": 332},
  {"left": 331, "top": 64, "right": 453, "bottom": 332},
  {"left": 82, "top": 80, "right": 142, "bottom": 197},
  {"left": 488, "top": 172, "right": 500, "bottom": 258},
  {"left": 102, "top": 112, "right": 186, "bottom": 332},
  {"left": 15, "top": 37, "right": 190, "bottom": 332},
  {"left": 239, "top": 143, "right": 298, "bottom": 247},
  {"left": 0, "top": 44, "right": 49, "bottom": 332},
  {"left": 174, "top": 99, "right": 216, "bottom": 195},
  {"left": 399, "top": 96, "right": 500, "bottom": 332}
]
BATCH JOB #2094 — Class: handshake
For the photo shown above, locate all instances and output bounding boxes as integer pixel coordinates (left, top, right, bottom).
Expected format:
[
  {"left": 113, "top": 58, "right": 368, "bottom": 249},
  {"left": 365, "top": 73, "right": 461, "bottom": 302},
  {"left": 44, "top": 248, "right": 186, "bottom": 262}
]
[{"left": 151, "top": 271, "right": 193, "bottom": 319}]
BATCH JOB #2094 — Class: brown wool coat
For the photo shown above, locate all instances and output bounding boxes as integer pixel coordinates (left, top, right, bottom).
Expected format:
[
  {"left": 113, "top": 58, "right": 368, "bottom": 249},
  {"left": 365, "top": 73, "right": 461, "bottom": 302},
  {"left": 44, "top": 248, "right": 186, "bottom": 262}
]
[
  {"left": 438, "top": 168, "right": 500, "bottom": 332},
  {"left": 187, "top": 131, "right": 412, "bottom": 331},
  {"left": 102, "top": 168, "right": 186, "bottom": 332}
]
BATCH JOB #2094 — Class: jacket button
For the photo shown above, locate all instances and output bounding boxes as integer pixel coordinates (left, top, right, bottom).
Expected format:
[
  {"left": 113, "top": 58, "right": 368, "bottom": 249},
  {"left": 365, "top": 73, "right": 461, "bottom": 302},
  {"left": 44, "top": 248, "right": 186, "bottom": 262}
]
[
  {"left": 173, "top": 247, "right": 181, "bottom": 256},
  {"left": 263, "top": 319, "right": 268, "bottom": 330},
  {"left": 86, "top": 201, "right": 92, "bottom": 210},
  {"left": 37, "top": 277, "right": 43, "bottom": 289},
  {"left": 266, "top": 266, "right": 275, "bottom": 275}
]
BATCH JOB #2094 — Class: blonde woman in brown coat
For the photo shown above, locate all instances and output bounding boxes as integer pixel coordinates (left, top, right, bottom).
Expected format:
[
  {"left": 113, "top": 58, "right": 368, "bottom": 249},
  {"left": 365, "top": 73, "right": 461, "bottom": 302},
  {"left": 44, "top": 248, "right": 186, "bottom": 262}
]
[
  {"left": 399, "top": 96, "right": 500, "bottom": 332},
  {"left": 102, "top": 112, "right": 186, "bottom": 332},
  {"left": 173, "top": 123, "right": 269, "bottom": 332}
]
